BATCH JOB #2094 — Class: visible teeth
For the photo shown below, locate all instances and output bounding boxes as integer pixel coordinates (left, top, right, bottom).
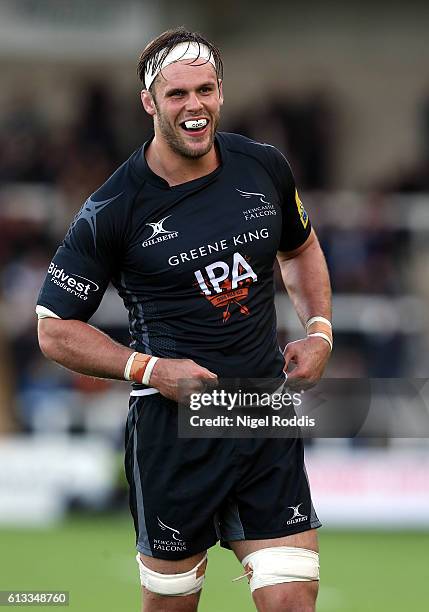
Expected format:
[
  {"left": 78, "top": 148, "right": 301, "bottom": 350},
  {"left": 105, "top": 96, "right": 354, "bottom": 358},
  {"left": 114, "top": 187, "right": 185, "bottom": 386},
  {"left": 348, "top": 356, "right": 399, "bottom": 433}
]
[{"left": 184, "top": 119, "right": 207, "bottom": 129}]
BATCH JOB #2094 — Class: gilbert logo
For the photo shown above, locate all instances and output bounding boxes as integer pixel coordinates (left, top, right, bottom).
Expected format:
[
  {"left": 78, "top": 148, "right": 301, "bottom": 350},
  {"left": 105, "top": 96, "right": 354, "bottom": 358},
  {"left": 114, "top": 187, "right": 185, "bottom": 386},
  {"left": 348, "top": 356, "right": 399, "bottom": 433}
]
[
  {"left": 48, "top": 262, "right": 99, "bottom": 301},
  {"left": 142, "top": 215, "right": 179, "bottom": 248},
  {"left": 286, "top": 503, "right": 308, "bottom": 525}
]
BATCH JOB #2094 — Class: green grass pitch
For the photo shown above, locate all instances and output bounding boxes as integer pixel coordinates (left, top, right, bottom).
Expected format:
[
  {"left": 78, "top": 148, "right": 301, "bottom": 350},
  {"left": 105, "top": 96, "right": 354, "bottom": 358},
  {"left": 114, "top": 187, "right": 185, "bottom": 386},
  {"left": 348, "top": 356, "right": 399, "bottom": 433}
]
[{"left": 1, "top": 515, "right": 428, "bottom": 611}]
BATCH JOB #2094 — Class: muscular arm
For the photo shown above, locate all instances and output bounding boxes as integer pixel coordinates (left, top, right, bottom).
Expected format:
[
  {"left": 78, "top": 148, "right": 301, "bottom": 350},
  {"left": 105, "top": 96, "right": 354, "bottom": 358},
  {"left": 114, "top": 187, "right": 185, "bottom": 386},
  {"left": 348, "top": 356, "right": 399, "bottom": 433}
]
[
  {"left": 277, "top": 229, "right": 332, "bottom": 387},
  {"left": 277, "top": 229, "right": 331, "bottom": 326},
  {"left": 38, "top": 318, "right": 132, "bottom": 379},
  {"left": 37, "top": 318, "right": 217, "bottom": 399}
]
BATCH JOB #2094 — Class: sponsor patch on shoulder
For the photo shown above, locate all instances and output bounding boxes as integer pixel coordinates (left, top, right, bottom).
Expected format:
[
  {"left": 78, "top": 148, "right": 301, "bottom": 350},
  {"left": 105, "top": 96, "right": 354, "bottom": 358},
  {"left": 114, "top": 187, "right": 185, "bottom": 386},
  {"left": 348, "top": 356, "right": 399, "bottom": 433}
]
[{"left": 295, "top": 189, "right": 309, "bottom": 228}]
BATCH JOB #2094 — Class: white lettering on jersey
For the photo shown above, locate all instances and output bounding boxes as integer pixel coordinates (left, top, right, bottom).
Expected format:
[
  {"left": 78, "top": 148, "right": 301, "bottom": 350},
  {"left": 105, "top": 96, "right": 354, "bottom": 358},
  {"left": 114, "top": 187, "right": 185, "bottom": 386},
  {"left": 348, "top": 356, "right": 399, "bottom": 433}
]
[
  {"left": 206, "top": 261, "right": 230, "bottom": 294},
  {"left": 194, "top": 252, "right": 258, "bottom": 295},
  {"left": 168, "top": 229, "right": 270, "bottom": 268},
  {"left": 231, "top": 252, "right": 257, "bottom": 289}
]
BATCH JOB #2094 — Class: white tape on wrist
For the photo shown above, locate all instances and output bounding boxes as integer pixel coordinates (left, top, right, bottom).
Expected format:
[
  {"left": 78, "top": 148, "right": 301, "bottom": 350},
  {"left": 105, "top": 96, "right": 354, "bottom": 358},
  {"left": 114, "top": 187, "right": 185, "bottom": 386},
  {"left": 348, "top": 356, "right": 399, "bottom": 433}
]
[
  {"left": 142, "top": 356, "right": 159, "bottom": 386},
  {"left": 305, "top": 316, "right": 332, "bottom": 332},
  {"left": 124, "top": 352, "right": 138, "bottom": 381},
  {"left": 307, "top": 332, "right": 333, "bottom": 351}
]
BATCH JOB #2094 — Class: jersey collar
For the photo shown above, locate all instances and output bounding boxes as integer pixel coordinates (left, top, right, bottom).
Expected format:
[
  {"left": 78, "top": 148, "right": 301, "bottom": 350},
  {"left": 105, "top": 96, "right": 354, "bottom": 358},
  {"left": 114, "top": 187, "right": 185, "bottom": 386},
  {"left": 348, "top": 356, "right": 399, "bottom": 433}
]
[{"left": 136, "top": 133, "right": 227, "bottom": 191}]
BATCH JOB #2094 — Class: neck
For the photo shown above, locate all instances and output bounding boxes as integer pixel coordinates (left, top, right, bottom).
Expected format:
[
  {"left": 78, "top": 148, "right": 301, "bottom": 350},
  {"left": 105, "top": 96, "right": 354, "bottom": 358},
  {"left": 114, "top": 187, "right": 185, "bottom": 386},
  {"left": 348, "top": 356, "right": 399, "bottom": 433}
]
[{"left": 145, "top": 135, "right": 220, "bottom": 186}]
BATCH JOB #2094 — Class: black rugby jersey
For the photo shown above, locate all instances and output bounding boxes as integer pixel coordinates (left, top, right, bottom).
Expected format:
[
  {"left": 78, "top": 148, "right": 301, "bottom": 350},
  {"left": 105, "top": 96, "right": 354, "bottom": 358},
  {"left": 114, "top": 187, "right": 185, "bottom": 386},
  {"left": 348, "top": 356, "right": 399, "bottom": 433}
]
[{"left": 37, "top": 132, "right": 311, "bottom": 379}]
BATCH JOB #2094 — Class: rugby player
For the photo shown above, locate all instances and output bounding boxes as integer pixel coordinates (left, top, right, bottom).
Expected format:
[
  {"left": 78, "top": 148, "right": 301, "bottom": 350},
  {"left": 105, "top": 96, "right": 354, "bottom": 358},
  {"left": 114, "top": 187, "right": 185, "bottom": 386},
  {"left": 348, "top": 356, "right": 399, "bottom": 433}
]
[{"left": 36, "top": 27, "right": 332, "bottom": 612}]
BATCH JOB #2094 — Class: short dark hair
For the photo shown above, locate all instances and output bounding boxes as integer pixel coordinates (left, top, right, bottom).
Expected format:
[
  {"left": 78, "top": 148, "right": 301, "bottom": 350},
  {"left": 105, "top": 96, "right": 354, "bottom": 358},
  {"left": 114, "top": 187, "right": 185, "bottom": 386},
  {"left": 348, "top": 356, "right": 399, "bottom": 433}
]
[{"left": 137, "top": 26, "right": 223, "bottom": 92}]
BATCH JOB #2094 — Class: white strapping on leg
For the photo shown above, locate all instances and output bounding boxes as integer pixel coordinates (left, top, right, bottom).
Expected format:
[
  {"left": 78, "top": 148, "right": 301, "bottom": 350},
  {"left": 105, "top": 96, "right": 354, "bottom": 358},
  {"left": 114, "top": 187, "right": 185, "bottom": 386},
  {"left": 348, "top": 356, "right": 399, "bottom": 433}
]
[
  {"left": 136, "top": 553, "right": 207, "bottom": 596},
  {"left": 236, "top": 547, "right": 319, "bottom": 593}
]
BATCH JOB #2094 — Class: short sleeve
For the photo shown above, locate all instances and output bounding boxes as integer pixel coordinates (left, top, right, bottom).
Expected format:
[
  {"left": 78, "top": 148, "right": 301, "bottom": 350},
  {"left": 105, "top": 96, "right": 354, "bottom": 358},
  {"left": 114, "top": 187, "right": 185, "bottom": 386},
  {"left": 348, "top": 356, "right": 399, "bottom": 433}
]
[
  {"left": 36, "top": 192, "right": 122, "bottom": 321},
  {"left": 266, "top": 146, "right": 312, "bottom": 252}
]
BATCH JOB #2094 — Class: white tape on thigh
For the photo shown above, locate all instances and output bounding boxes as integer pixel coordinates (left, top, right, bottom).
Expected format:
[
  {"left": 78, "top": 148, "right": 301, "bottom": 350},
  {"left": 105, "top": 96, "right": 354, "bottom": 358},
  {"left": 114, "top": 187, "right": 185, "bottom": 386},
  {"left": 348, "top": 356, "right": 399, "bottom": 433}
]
[
  {"left": 136, "top": 553, "right": 207, "bottom": 596},
  {"left": 241, "top": 547, "right": 319, "bottom": 593}
]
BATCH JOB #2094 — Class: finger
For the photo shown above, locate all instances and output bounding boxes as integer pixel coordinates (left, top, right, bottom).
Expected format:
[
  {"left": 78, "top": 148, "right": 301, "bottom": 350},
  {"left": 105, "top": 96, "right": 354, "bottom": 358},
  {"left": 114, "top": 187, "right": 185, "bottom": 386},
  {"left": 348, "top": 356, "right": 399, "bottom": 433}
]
[
  {"left": 199, "top": 368, "right": 218, "bottom": 379},
  {"left": 203, "top": 378, "right": 218, "bottom": 392},
  {"left": 286, "top": 370, "right": 315, "bottom": 391},
  {"left": 181, "top": 378, "right": 207, "bottom": 398},
  {"left": 283, "top": 346, "right": 298, "bottom": 371},
  {"left": 283, "top": 345, "right": 292, "bottom": 371},
  {"left": 285, "top": 364, "right": 309, "bottom": 384},
  {"left": 286, "top": 366, "right": 306, "bottom": 381},
  {"left": 176, "top": 380, "right": 197, "bottom": 402}
]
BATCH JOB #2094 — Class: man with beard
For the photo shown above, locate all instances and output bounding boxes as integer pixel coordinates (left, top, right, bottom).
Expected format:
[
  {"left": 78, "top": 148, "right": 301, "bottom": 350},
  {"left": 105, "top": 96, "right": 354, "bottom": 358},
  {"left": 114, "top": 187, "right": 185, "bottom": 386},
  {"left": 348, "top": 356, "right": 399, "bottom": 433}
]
[{"left": 37, "top": 27, "right": 332, "bottom": 612}]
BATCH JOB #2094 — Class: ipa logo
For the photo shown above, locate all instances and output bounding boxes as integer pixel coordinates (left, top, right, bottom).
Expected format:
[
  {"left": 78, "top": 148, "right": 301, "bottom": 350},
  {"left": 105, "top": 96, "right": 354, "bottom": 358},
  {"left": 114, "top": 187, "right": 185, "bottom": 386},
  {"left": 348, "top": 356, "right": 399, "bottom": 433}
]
[{"left": 194, "top": 252, "right": 257, "bottom": 322}]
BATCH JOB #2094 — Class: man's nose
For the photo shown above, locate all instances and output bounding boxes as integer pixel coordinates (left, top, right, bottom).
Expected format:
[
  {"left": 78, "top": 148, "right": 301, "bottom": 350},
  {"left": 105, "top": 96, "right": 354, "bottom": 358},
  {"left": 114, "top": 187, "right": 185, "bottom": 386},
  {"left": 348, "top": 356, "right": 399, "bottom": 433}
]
[{"left": 185, "top": 92, "right": 203, "bottom": 112}]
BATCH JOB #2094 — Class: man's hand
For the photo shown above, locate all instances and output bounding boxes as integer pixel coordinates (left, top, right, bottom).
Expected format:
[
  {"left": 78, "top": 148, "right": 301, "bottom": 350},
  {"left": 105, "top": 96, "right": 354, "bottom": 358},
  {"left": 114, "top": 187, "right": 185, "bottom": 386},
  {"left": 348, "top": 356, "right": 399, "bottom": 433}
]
[
  {"left": 150, "top": 358, "right": 218, "bottom": 402},
  {"left": 283, "top": 336, "right": 331, "bottom": 390}
]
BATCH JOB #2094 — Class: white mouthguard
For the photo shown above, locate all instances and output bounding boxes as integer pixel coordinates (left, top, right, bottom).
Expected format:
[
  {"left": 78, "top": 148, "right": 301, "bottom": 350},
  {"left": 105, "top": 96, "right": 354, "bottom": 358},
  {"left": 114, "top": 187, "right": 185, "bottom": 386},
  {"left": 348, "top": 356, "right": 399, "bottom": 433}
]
[{"left": 184, "top": 119, "right": 207, "bottom": 129}]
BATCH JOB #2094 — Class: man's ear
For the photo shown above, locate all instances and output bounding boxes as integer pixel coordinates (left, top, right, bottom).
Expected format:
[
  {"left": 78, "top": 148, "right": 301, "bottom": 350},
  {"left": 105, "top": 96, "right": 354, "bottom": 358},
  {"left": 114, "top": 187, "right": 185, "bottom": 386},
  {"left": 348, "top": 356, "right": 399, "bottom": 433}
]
[
  {"left": 218, "top": 80, "right": 224, "bottom": 106},
  {"left": 141, "top": 89, "right": 156, "bottom": 117}
]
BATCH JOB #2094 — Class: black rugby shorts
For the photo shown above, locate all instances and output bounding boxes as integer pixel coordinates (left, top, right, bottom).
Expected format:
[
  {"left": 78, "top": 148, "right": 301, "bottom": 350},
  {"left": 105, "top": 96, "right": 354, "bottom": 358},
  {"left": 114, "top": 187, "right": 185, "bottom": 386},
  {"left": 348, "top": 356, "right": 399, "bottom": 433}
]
[{"left": 125, "top": 394, "right": 321, "bottom": 560}]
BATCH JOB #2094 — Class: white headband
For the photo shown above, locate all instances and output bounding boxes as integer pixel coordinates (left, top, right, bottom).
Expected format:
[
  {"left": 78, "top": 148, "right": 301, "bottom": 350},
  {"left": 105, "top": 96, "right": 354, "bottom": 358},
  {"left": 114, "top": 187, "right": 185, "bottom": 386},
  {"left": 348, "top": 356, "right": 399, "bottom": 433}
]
[{"left": 144, "top": 41, "right": 216, "bottom": 90}]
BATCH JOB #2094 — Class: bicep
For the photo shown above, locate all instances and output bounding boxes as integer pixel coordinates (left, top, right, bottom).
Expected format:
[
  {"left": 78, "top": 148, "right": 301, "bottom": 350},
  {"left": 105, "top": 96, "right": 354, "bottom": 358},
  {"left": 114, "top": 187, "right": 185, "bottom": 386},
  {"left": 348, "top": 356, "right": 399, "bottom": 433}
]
[
  {"left": 37, "top": 316, "right": 73, "bottom": 357},
  {"left": 277, "top": 229, "right": 317, "bottom": 265}
]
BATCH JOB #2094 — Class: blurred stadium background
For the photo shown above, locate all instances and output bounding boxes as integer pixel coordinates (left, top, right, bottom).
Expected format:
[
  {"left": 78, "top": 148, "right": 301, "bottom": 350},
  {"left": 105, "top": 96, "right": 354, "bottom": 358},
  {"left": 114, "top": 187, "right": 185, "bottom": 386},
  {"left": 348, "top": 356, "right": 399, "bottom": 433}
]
[{"left": 1, "top": 1, "right": 429, "bottom": 610}]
